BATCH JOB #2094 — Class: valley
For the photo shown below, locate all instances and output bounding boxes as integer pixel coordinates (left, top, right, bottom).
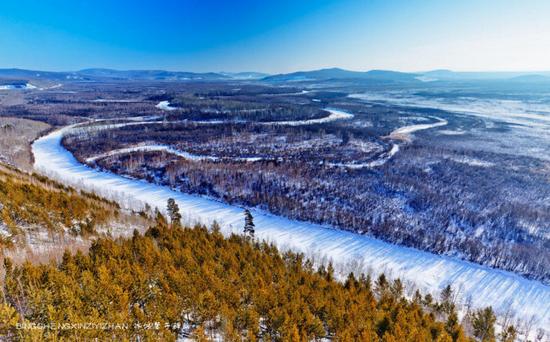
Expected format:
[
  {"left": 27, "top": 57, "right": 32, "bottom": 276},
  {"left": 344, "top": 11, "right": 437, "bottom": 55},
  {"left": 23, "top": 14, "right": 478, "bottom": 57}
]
[
  {"left": 2, "top": 1, "right": 550, "bottom": 339},
  {"left": 1, "top": 68, "right": 549, "bottom": 339},
  {"left": 32, "top": 116, "right": 550, "bottom": 333}
]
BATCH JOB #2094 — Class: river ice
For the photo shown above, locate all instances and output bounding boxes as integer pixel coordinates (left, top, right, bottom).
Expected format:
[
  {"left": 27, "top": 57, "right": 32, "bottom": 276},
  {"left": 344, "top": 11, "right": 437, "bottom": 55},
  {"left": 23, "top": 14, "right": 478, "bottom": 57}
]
[{"left": 31, "top": 125, "right": 550, "bottom": 334}]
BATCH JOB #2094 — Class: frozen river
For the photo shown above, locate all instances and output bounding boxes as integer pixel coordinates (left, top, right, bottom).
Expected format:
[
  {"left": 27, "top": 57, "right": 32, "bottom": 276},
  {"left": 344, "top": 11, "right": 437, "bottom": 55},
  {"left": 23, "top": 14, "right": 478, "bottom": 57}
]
[{"left": 32, "top": 124, "right": 550, "bottom": 334}]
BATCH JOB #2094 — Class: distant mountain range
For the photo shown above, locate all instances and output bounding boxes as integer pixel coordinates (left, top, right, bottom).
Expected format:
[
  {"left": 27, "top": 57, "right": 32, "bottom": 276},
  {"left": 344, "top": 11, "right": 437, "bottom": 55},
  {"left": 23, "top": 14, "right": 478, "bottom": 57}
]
[
  {"left": 420, "top": 69, "right": 550, "bottom": 81},
  {"left": 78, "top": 68, "right": 233, "bottom": 80},
  {"left": 264, "top": 67, "right": 550, "bottom": 83},
  {"left": 1, "top": 67, "right": 549, "bottom": 84},
  {"left": 262, "top": 68, "right": 419, "bottom": 82},
  {"left": 0, "top": 69, "right": 76, "bottom": 81},
  {"left": 0, "top": 68, "right": 268, "bottom": 82}
]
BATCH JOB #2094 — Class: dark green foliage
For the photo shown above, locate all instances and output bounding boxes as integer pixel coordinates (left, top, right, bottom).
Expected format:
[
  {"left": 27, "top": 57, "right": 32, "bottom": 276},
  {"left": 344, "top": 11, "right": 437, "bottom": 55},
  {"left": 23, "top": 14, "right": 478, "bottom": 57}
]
[
  {"left": 166, "top": 198, "right": 181, "bottom": 226},
  {"left": 471, "top": 307, "right": 497, "bottom": 342},
  {"left": 243, "top": 208, "right": 255, "bottom": 238}
]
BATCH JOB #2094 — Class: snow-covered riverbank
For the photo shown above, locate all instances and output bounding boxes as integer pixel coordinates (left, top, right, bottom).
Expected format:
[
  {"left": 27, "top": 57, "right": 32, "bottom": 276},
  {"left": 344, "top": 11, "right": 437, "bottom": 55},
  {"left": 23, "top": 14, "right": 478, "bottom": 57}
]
[
  {"left": 265, "top": 108, "right": 353, "bottom": 126},
  {"left": 390, "top": 116, "right": 448, "bottom": 139},
  {"left": 32, "top": 124, "right": 550, "bottom": 334},
  {"left": 85, "top": 144, "right": 263, "bottom": 163}
]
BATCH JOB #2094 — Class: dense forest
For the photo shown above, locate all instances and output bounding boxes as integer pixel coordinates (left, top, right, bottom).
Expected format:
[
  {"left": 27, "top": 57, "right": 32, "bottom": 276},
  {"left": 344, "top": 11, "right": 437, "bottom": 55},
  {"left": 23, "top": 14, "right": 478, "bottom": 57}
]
[
  {"left": 63, "top": 118, "right": 550, "bottom": 284},
  {"left": 1, "top": 212, "right": 508, "bottom": 341},
  {"left": 0, "top": 164, "right": 132, "bottom": 252},
  {"left": 0, "top": 114, "right": 151, "bottom": 268}
]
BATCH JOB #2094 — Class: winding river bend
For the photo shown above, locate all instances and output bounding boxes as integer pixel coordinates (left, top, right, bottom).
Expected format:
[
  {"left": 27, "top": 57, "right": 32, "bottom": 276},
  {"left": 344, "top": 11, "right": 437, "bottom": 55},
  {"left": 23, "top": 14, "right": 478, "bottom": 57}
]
[{"left": 32, "top": 118, "right": 549, "bottom": 333}]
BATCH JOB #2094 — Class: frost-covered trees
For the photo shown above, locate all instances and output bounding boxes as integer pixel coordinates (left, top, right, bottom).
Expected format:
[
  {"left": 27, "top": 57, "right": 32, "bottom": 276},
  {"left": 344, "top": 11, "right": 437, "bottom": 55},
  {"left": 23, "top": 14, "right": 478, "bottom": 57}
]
[{"left": 82, "top": 139, "right": 550, "bottom": 284}]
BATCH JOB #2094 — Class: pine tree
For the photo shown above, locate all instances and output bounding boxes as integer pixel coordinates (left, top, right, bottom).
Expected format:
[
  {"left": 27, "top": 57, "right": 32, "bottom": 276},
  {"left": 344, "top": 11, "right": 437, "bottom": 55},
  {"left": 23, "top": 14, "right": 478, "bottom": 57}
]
[
  {"left": 390, "top": 278, "right": 404, "bottom": 299},
  {"left": 499, "top": 325, "right": 517, "bottom": 342},
  {"left": 375, "top": 274, "right": 389, "bottom": 298},
  {"left": 326, "top": 262, "right": 335, "bottom": 282},
  {"left": 440, "top": 284, "right": 455, "bottom": 314},
  {"left": 243, "top": 209, "right": 255, "bottom": 238},
  {"left": 471, "top": 307, "right": 496, "bottom": 342},
  {"left": 445, "top": 311, "right": 465, "bottom": 341},
  {"left": 424, "top": 293, "right": 434, "bottom": 308},
  {"left": 166, "top": 198, "right": 182, "bottom": 226}
]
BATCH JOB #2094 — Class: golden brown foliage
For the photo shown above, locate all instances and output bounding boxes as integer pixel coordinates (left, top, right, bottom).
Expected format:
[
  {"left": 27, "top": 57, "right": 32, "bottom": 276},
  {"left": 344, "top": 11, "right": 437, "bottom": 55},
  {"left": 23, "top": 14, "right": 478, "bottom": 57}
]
[
  {"left": 1, "top": 218, "right": 473, "bottom": 341},
  {"left": 0, "top": 165, "right": 120, "bottom": 249}
]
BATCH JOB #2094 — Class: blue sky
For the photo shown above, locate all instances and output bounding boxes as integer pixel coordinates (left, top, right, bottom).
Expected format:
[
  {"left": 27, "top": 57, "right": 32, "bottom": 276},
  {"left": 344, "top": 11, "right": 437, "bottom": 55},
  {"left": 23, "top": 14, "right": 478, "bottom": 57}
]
[{"left": 1, "top": 0, "right": 549, "bottom": 73}]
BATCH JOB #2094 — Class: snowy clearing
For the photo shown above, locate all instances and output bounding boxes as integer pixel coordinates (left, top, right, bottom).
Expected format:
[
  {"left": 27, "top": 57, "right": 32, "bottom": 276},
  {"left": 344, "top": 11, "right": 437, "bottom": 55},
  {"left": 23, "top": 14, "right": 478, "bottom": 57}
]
[
  {"left": 32, "top": 125, "right": 550, "bottom": 334},
  {"left": 156, "top": 100, "right": 177, "bottom": 111},
  {"left": 92, "top": 99, "right": 141, "bottom": 103},
  {"left": 439, "top": 129, "right": 466, "bottom": 136},
  {"left": 329, "top": 144, "right": 400, "bottom": 169}
]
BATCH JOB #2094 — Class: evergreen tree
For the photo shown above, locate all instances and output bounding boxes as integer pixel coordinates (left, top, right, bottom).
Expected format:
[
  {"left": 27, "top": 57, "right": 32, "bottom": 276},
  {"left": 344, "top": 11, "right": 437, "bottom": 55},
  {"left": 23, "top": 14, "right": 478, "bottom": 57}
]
[
  {"left": 243, "top": 209, "right": 255, "bottom": 238},
  {"left": 440, "top": 284, "right": 456, "bottom": 315},
  {"left": 166, "top": 198, "right": 182, "bottom": 226},
  {"left": 445, "top": 311, "right": 465, "bottom": 341},
  {"left": 375, "top": 274, "right": 389, "bottom": 298},
  {"left": 326, "top": 262, "right": 335, "bottom": 282},
  {"left": 390, "top": 278, "right": 404, "bottom": 299},
  {"left": 441, "top": 284, "right": 453, "bottom": 303},
  {"left": 499, "top": 325, "right": 517, "bottom": 342},
  {"left": 472, "top": 307, "right": 496, "bottom": 342},
  {"left": 413, "top": 290, "right": 423, "bottom": 305},
  {"left": 424, "top": 293, "right": 434, "bottom": 308}
]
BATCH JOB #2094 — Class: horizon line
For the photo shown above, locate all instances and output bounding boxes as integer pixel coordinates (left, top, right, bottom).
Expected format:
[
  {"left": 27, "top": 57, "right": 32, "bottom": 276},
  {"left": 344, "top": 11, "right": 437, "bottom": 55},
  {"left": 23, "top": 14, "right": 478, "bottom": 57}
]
[{"left": 1, "top": 66, "right": 550, "bottom": 77}]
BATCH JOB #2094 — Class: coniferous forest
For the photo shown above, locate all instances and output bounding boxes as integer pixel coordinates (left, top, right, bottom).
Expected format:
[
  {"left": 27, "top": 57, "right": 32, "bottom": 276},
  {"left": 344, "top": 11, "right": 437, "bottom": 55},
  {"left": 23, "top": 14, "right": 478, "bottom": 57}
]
[{"left": 1, "top": 213, "right": 500, "bottom": 341}]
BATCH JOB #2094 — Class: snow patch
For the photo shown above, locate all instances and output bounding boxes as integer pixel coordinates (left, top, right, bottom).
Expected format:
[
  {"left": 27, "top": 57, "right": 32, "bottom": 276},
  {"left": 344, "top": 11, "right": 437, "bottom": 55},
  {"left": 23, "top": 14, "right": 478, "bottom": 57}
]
[
  {"left": 265, "top": 108, "right": 353, "bottom": 126},
  {"left": 448, "top": 156, "right": 495, "bottom": 168},
  {"left": 92, "top": 99, "right": 140, "bottom": 103},
  {"left": 415, "top": 76, "right": 438, "bottom": 82},
  {"left": 156, "top": 101, "right": 177, "bottom": 111},
  {"left": 439, "top": 129, "right": 466, "bottom": 136},
  {"left": 0, "top": 83, "right": 37, "bottom": 90}
]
